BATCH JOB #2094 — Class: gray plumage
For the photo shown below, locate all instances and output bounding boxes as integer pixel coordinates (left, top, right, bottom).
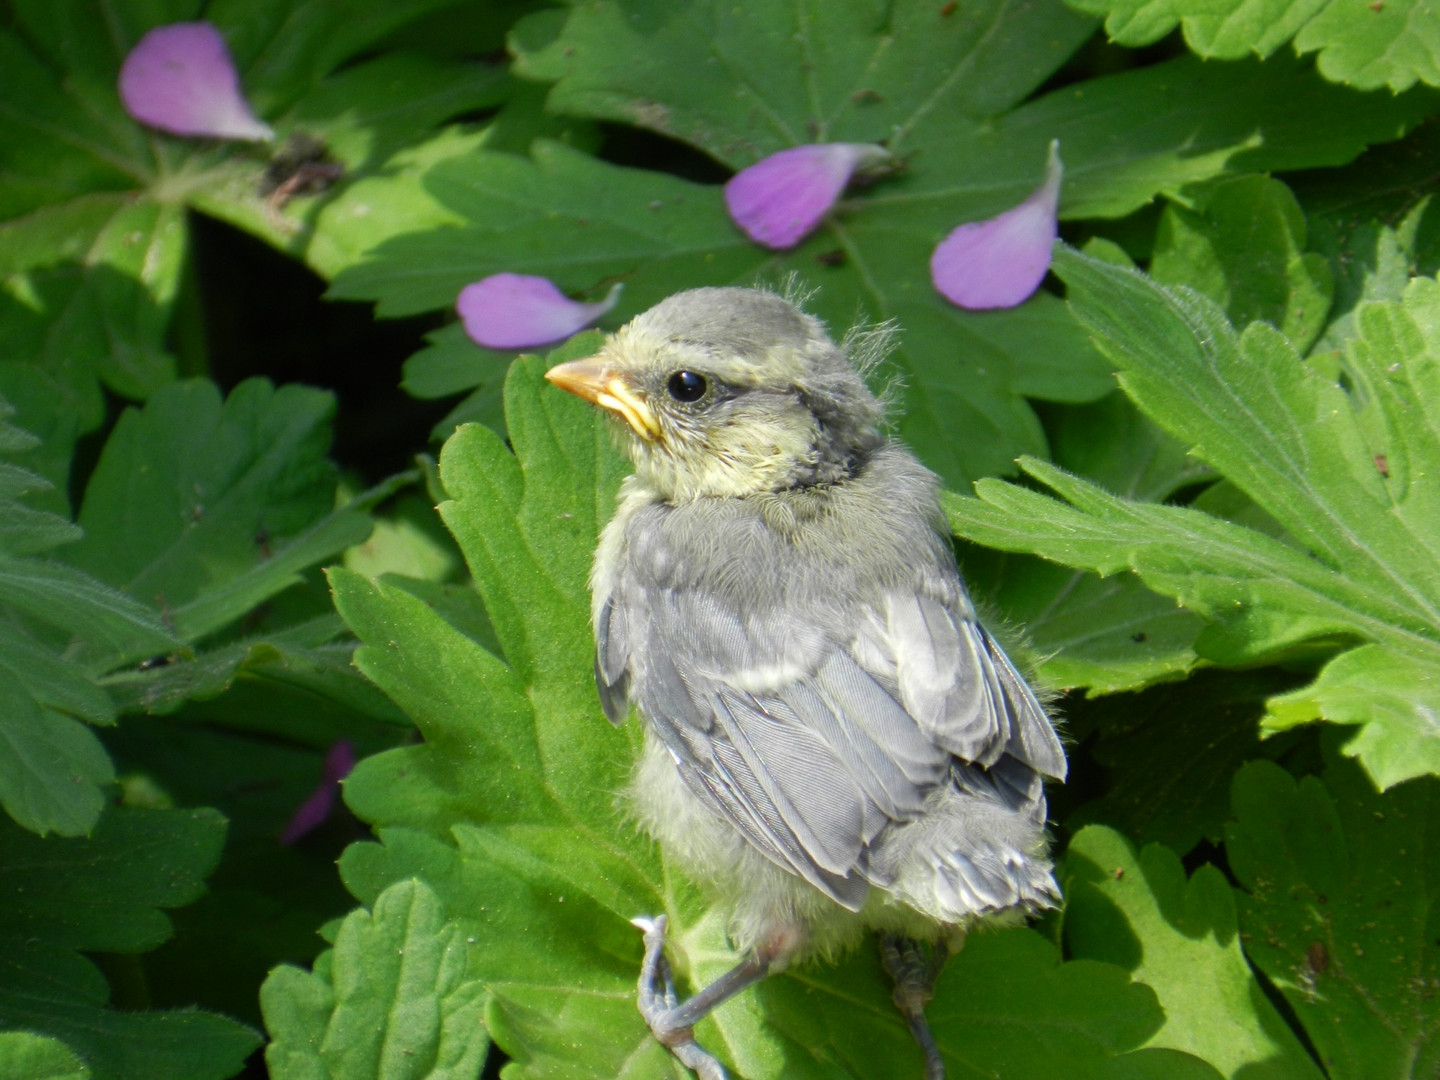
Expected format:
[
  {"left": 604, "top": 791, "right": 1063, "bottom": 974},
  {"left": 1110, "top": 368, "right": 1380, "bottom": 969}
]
[
  {"left": 546, "top": 286, "right": 1066, "bottom": 1079},
  {"left": 597, "top": 442, "right": 1063, "bottom": 920}
]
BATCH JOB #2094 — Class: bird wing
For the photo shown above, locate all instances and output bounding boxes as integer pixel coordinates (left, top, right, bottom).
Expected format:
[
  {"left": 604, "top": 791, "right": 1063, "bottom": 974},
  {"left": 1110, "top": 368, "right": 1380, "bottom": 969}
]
[
  {"left": 867, "top": 591, "right": 1067, "bottom": 781},
  {"left": 597, "top": 573, "right": 1063, "bottom": 912}
]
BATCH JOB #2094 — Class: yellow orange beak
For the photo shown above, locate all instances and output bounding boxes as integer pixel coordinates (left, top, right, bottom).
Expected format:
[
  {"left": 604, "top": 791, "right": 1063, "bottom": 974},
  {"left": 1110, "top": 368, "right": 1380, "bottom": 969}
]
[{"left": 545, "top": 357, "right": 662, "bottom": 441}]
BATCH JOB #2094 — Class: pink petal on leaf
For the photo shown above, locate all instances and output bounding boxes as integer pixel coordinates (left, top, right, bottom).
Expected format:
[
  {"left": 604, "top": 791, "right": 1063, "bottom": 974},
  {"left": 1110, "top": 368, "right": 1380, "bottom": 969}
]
[
  {"left": 119, "top": 22, "right": 273, "bottom": 141},
  {"left": 280, "top": 740, "right": 356, "bottom": 846},
  {"left": 725, "top": 143, "right": 890, "bottom": 250},
  {"left": 457, "top": 274, "right": 621, "bottom": 349},
  {"left": 931, "top": 142, "right": 1063, "bottom": 310}
]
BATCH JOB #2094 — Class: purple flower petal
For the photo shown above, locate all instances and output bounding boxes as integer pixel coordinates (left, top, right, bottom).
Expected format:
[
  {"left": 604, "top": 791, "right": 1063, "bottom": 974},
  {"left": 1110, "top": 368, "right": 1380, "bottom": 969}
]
[
  {"left": 119, "top": 22, "right": 273, "bottom": 142},
  {"left": 931, "top": 142, "right": 1063, "bottom": 310},
  {"left": 457, "top": 274, "right": 622, "bottom": 349},
  {"left": 280, "top": 740, "right": 356, "bottom": 845},
  {"left": 725, "top": 143, "right": 891, "bottom": 250}
]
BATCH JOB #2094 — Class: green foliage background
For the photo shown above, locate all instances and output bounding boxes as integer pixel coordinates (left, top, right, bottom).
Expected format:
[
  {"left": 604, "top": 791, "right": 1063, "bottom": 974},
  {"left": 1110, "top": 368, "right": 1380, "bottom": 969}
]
[{"left": 0, "top": 1, "right": 1437, "bottom": 1078}]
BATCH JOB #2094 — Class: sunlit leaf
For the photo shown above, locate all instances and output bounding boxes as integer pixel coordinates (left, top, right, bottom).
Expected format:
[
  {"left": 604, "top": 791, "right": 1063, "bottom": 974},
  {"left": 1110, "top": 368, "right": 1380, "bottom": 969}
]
[
  {"left": 1226, "top": 751, "right": 1440, "bottom": 1078},
  {"left": 1065, "top": 825, "right": 1322, "bottom": 1078},
  {"left": 304, "top": 349, "right": 1227, "bottom": 1079},
  {"left": 949, "top": 248, "right": 1440, "bottom": 785},
  {"left": 261, "top": 879, "right": 488, "bottom": 1080},
  {"left": 1062, "top": 0, "right": 1440, "bottom": 92}
]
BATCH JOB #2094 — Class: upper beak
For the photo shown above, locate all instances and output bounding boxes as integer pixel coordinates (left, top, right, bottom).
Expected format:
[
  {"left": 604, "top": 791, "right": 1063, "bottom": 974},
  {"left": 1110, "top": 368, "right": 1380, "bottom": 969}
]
[{"left": 545, "top": 357, "right": 662, "bottom": 441}]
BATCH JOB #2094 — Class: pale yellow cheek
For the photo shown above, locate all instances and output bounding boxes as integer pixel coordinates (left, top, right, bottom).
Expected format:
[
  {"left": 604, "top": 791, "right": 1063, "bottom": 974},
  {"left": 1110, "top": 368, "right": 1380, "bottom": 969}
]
[{"left": 629, "top": 410, "right": 820, "bottom": 501}]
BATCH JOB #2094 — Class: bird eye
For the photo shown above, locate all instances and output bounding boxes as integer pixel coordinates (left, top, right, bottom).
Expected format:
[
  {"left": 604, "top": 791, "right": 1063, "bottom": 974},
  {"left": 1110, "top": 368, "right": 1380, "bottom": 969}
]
[{"left": 666, "top": 370, "right": 708, "bottom": 403}]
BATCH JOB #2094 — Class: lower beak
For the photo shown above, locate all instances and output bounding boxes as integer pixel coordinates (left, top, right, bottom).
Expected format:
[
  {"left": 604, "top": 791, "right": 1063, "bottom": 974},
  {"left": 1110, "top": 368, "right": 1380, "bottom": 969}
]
[{"left": 545, "top": 357, "right": 662, "bottom": 441}]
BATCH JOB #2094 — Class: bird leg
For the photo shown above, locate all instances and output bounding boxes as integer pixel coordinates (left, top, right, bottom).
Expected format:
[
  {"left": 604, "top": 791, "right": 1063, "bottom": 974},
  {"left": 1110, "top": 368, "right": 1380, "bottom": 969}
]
[
  {"left": 880, "top": 934, "right": 949, "bottom": 1080},
  {"left": 634, "top": 914, "right": 774, "bottom": 1080}
]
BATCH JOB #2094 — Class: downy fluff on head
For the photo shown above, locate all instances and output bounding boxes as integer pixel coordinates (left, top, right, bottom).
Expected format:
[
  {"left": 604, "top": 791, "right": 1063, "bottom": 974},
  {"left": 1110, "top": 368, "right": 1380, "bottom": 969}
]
[{"left": 593, "top": 287, "right": 894, "bottom": 502}]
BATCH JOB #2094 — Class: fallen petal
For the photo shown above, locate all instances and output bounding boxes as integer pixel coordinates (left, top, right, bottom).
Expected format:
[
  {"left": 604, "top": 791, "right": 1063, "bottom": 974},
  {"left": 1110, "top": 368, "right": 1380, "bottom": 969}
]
[
  {"left": 931, "top": 141, "right": 1063, "bottom": 310},
  {"left": 280, "top": 740, "right": 356, "bottom": 845},
  {"left": 725, "top": 143, "right": 891, "bottom": 250},
  {"left": 119, "top": 22, "right": 274, "bottom": 142},
  {"left": 458, "top": 274, "right": 621, "bottom": 349}
]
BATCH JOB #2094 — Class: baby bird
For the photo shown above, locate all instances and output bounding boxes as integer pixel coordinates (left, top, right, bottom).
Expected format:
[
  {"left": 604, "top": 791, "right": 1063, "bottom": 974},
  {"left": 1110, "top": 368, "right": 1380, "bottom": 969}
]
[{"left": 546, "top": 287, "right": 1066, "bottom": 1080}]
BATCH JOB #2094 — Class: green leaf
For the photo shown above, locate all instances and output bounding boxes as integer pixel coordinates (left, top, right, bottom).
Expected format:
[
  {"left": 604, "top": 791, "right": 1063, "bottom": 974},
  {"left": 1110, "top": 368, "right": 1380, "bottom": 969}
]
[
  {"left": 0, "top": 805, "right": 261, "bottom": 1080},
  {"left": 327, "top": 141, "right": 748, "bottom": 321},
  {"left": 0, "top": 624, "right": 115, "bottom": 728},
  {"left": 317, "top": 349, "right": 1229, "bottom": 1079},
  {"left": 0, "top": 396, "right": 81, "bottom": 559},
  {"left": 1150, "top": 175, "right": 1334, "bottom": 354},
  {"left": 0, "top": 805, "right": 225, "bottom": 952},
  {"left": 165, "top": 507, "right": 372, "bottom": 644},
  {"left": 340, "top": 491, "right": 462, "bottom": 585},
  {"left": 0, "top": 1, "right": 508, "bottom": 415},
  {"left": 0, "top": 197, "right": 184, "bottom": 423},
  {"left": 188, "top": 53, "right": 509, "bottom": 249},
  {"left": 0, "top": 556, "right": 180, "bottom": 669},
  {"left": 0, "top": 464, "right": 81, "bottom": 558},
  {"left": 0, "top": 399, "right": 145, "bottom": 835},
  {"left": 261, "top": 878, "right": 489, "bottom": 1080},
  {"left": 956, "top": 546, "right": 1203, "bottom": 694},
  {"left": 0, "top": 666, "right": 113, "bottom": 837},
  {"left": 63, "top": 378, "right": 371, "bottom": 644},
  {"left": 1063, "top": 0, "right": 1440, "bottom": 92},
  {"left": 0, "top": 1032, "right": 90, "bottom": 1080},
  {"left": 339, "top": 825, "right": 1223, "bottom": 1080},
  {"left": 1062, "top": 672, "right": 1305, "bottom": 855},
  {"left": 1265, "top": 644, "right": 1440, "bottom": 790},
  {"left": 0, "top": 375, "right": 376, "bottom": 835},
  {"left": 512, "top": 0, "right": 1095, "bottom": 162},
  {"left": 330, "top": 344, "right": 637, "bottom": 838},
  {"left": 950, "top": 392, "right": 1211, "bottom": 695},
  {"left": 102, "top": 717, "right": 393, "bottom": 1028},
  {"left": 1065, "top": 825, "right": 1322, "bottom": 1078},
  {"left": 514, "top": 0, "right": 1435, "bottom": 175},
  {"left": 102, "top": 614, "right": 401, "bottom": 727},
  {"left": 949, "top": 248, "right": 1440, "bottom": 784},
  {"left": 347, "top": 6, "right": 1434, "bottom": 487},
  {"left": 1047, "top": 392, "right": 1214, "bottom": 505},
  {"left": 305, "top": 125, "right": 484, "bottom": 282},
  {"left": 1226, "top": 752, "right": 1440, "bottom": 1079},
  {"left": 1293, "top": 125, "right": 1440, "bottom": 364},
  {"left": 0, "top": 367, "right": 81, "bottom": 516}
]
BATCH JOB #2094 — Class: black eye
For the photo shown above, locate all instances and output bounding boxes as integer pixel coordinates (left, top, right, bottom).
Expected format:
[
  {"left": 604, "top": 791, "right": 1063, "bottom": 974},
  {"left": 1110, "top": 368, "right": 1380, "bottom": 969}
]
[{"left": 666, "top": 370, "right": 708, "bottom": 403}]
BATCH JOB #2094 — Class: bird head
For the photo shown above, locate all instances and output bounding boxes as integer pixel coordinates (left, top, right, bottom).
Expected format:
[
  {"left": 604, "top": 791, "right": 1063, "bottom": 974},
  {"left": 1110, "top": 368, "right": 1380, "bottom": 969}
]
[{"left": 546, "top": 287, "right": 886, "bottom": 502}]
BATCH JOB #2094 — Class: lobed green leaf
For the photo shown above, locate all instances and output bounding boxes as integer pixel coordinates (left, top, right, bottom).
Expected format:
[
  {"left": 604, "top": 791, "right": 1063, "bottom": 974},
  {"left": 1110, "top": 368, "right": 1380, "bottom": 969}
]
[
  {"left": 1065, "top": 825, "right": 1321, "bottom": 1078},
  {"left": 950, "top": 248, "right": 1440, "bottom": 784},
  {"left": 309, "top": 349, "right": 1240, "bottom": 1078},
  {"left": 0, "top": 1032, "right": 90, "bottom": 1080},
  {"left": 1226, "top": 752, "right": 1440, "bottom": 1078},
  {"left": 261, "top": 879, "right": 488, "bottom": 1080},
  {"left": 0, "top": 805, "right": 260, "bottom": 1080},
  {"left": 1062, "top": 0, "right": 1440, "bottom": 92},
  {"left": 1150, "top": 175, "right": 1334, "bottom": 353}
]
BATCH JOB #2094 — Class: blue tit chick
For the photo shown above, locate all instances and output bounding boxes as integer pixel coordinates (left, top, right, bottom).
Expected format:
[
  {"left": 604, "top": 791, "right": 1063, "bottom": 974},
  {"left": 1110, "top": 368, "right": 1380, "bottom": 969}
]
[{"left": 546, "top": 287, "right": 1066, "bottom": 1080}]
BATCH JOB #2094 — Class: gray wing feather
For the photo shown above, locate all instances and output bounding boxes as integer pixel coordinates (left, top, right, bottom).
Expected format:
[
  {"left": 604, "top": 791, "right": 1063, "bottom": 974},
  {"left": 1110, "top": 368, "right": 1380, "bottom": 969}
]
[
  {"left": 787, "top": 657, "right": 940, "bottom": 818},
  {"left": 714, "top": 688, "right": 868, "bottom": 875},
  {"left": 987, "top": 637, "right": 1067, "bottom": 779},
  {"left": 665, "top": 709, "right": 871, "bottom": 908},
  {"left": 594, "top": 597, "right": 630, "bottom": 725},
  {"left": 598, "top": 527, "right": 1062, "bottom": 912},
  {"left": 619, "top": 583, "right": 948, "bottom": 909},
  {"left": 885, "top": 593, "right": 1064, "bottom": 780}
]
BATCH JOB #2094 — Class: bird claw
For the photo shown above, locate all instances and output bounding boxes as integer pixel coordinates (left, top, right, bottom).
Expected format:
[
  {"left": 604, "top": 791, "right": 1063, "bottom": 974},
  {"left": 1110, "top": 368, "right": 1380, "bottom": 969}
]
[
  {"left": 880, "top": 935, "right": 948, "bottom": 1080},
  {"left": 637, "top": 914, "right": 683, "bottom": 1026},
  {"left": 633, "top": 914, "right": 730, "bottom": 1080}
]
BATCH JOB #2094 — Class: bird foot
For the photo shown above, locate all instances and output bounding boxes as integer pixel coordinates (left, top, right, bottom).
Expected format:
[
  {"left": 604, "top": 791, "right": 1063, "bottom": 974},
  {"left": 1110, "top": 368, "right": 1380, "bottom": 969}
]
[
  {"left": 633, "top": 915, "right": 730, "bottom": 1080},
  {"left": 880, "top": 935, "right": 948, "bottom": 1080}
]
